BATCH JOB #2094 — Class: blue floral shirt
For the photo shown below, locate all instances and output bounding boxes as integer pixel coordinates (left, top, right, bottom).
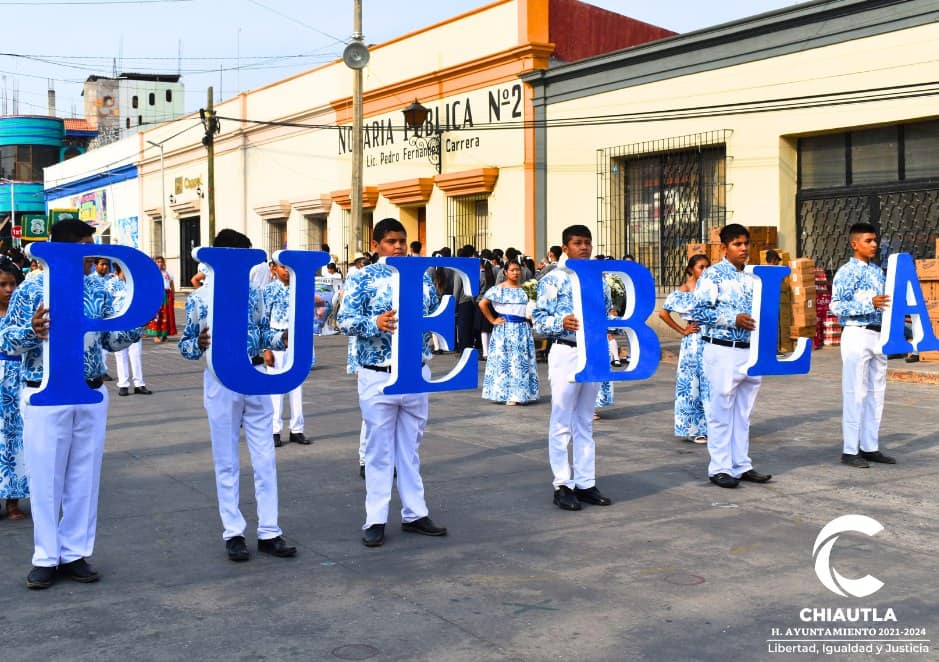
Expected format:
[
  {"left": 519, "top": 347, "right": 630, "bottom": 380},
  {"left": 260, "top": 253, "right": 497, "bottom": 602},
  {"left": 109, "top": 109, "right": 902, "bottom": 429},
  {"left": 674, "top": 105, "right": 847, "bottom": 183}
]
[
  {"left": 337, "top": 262, "right": 439, "bottom": 371},
  {"left": 0, "top": 272, "right": 141, "bottom": 382},
  {"left": 178, "top": 282, "right": 286, "bottom": 361},
  {"left": 690, "top": 259, "right": 754, "bottom": 343},
  {"left": 531, "top": 268, "right": 613, "bottom": 341},
  {"left": 829, "top": 257, "right": 884, "bottom": 327},
  {"left": 262, "top": 279, "right": 290, "bottom": 331}
]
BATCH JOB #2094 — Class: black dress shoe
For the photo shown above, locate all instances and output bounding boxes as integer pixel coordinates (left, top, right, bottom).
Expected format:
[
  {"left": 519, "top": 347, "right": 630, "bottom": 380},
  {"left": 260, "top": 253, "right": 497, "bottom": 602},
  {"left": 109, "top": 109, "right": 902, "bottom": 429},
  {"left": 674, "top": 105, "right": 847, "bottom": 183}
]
[
  {"left": 841, "top": 453, "right": 870, "bottom": 468},
  {"left": 226, "top": 535, "right": 250, "bottom": 562},
  {"left": 133, "top": 386, "right": 153, "bottom": 395},
  {"left": 709, "top": 473, "right": 740, "bottom": 488},
  {"left": 58, "top": 558, "right": 100, "bottom": 583},
  {"left": 257, "top": 536, "right": 297, "bottom": 558},
  {"left": 273, "top": 434, "right": 283, "bottom": 448},
  {"left": 102, "top": 373, "right": 114, "bottom": 381},
  {"left": 289, "top": 432, "right": 311, "bottom": 445},
  {"left": 859, "top": 450, "right": 896, "bottom": 464},
  {"left": 553, "top": 485, "right": 582, "bottom": 511},
  {"left": 739, "top": 469, "right": 772, "bottom": 483},
  {"left": 574, "top": 486, "right": 612, "bottom": 505},
  {"left": 26, "top": 565, "right": 56, "bottom": 589},
  {"left": 362, "top": 524, "right": 385, "bottom": 547},
  {"left": 401, "top": 516, "right": 447, "bottom": 536},
  {"left": 359, "top": 464, "right": 365, "bottom": 480},
  {"left": 118, "top": 387, "right": 130, "bottom": 396}
]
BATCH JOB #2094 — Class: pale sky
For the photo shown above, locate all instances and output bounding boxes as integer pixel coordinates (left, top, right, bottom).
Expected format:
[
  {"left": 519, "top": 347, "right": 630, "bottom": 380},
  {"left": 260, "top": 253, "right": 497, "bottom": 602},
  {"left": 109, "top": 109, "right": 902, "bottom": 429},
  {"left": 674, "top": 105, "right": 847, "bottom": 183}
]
[{"left": 0, "top": 0, "right": 804, "bottom": 118}]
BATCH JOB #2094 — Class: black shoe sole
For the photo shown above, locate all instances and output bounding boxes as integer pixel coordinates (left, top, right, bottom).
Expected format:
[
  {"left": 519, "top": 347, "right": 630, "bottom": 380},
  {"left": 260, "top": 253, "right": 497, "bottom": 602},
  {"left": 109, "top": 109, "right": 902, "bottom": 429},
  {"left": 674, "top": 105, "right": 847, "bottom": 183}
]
[
  {"left": 26, "top": 579, "right": 54, "bottom": 589},
  {"left": 709, "top": 478, "right": 740, "bottom": 488},
  {"left": 61, "top": 573, "right": 100, "bottom": 583},
  {"left": 228, "top": 554, "right": 250, "bottom": 562},
  {"left": 401, "top": 525, "right": 447, "bottom": 536},
  {"left": 362, "top": 537, "right": 384, "bottom": 547},
  {"left": 257, "top": 546, "right": 297, "bottom": 558},
  {"left": 739, "top": 475, "right": 772, "bottom": 483}
]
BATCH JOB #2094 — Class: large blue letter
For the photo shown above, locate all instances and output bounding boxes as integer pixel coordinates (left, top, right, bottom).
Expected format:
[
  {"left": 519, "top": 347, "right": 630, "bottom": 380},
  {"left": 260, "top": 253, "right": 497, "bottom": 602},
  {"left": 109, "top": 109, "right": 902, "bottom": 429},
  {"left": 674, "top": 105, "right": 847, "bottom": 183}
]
[
  {"left": 566, "top": 258, "right": 660, "bottom": 382},
  {"left": 383, "top": 256, "right": 479, "bottom": 395},
  {"left": 197, "top": 247, "right": 327, "bottom": 395},
  {"left": 744, "top": 264, "right": 812, "bottom": 376},
  {"left": 27, "top": 242, "right": 163, "bottom": 405},
  {"left": 881, "top": 252, "right": 939, "bottom": 355}
]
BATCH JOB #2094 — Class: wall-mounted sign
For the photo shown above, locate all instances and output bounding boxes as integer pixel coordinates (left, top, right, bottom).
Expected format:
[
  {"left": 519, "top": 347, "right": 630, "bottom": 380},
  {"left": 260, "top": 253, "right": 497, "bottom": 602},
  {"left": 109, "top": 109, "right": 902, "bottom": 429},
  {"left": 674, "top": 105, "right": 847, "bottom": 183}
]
[
  {"left": 20, "top": 213, "right": 49, "bottom": 240},
  {"left": 174, "top": 175, "right": 203, "bottom": 195}
]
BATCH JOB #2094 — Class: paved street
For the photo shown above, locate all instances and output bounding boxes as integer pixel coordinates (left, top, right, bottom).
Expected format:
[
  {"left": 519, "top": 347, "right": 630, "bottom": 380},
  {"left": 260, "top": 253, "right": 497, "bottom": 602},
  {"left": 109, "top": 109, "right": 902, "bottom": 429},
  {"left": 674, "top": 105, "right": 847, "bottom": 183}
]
[{"left": 0, "top": 329, "right": 936, "bottom": 662}]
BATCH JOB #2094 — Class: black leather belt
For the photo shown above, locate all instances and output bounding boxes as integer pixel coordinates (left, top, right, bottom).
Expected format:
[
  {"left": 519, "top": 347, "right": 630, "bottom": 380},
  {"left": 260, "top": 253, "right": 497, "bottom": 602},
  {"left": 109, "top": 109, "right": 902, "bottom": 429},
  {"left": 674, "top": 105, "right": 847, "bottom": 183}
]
[
  {"left": 702, "top": 336, "right": 750, "bottom": 349},
  {"left": 26, "top": 376, "right": 104, "bottom": 389},
  {"left": 361, "top": 363, "right": 426, "bottom": 373},
  {"left": 553, "top": 338, "right": 577, "bottom": 348},
  {"left": 864, "top": 324, "right": 882, "bottom": 332}
]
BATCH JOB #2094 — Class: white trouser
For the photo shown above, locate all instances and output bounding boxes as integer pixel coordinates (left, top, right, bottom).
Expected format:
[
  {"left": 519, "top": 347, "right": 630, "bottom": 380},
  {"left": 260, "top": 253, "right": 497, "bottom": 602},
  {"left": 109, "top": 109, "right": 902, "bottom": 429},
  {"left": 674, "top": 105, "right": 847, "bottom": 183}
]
[
  {"left": 115, "top": 340, "right": 145, "bottom": 388},
  {"left": 358, "top": 366, "right": 430, "bottom": 529},
  {"left": 702, "top": 343, "right": 761, "bottom": 478},
  {"left": 840, "top": 326, "right": 887, "bottom": 454},
  {"left": 358, "top": 421, "right": 366, "bottom": 465},
  {"left": 203, "top": 369, "right": 282, "bottom": 541},
  {"left": 267, "top": 350, "right": 304, "bottom": 434},
  {"left": 100, "top": 348, "right": 110, "bottom": 372},
  {"left": 21, "top": 385, "right": 108, "bottom": 567},
  {"left": 547, "top": 343, "right": 601, "bottom": 489}
]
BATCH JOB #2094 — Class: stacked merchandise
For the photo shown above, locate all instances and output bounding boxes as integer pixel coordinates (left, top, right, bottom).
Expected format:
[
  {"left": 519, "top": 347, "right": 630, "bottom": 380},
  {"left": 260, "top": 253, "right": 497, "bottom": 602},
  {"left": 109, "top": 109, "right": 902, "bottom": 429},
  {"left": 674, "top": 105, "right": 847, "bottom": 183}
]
[
  {"left": 759, "top": 249, "right": 794, "bottom": 353},
  {"left": 789, "top": 258, "right": 818, "bottom": 340},
  {"left": 746, "top": 226, "right": 778, "bottom": 264},
  {"left": 916, "top": 250, "right": 939, "bottom": 361},
  {"left": 815, "top": 268, "right": 832, "bottom": 350}
]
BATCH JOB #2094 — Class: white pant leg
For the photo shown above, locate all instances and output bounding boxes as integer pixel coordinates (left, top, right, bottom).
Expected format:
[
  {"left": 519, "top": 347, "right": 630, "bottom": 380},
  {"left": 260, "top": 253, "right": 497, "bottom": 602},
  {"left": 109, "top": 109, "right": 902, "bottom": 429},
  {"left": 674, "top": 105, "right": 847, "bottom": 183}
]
[
  {"left": 101, "top": 348, "right": 109, "bottom": 373},
  {"left": 58, "top": 388, "right": 109, "bottom": 563},
  {"left": 730, "top": 369, "right": 760, "bottom": 476},
  {"left": 242, "top": 393, "right": 282, "bottom": 540},
  {"left": 128, "top": 340, "right": 145, "bottom": 387},
  {"left": 841, "top": 326, "right": 873, "bottom": 455},
  {"left": 22, "top": 389, "right": 73, "bottom": 567},
  {"left": 572, "top": 378, "right": 601, "bottom": 489},
  {"left": 703, "top": 344, "right": 736, "bottom": 477},
  {"left": 548, "top": 344, "right": 584, "bottom": 489},
  {"left": 861, "top": 331, "right": 887, "bottom": 452},
  {"left": 395, "top": 371, "right": 430, "bottom": 523},
  {"left": 359, "top": 370, "right": 398, "bottom": 528},
  {"left": 204, "top": 370, "right": 248, "bottom": 540},
  {"left": 268, "top": 350, "right": 304, "bottom": 434},
  {"left": 115, "top": 348, "right": 131, "bottom": 388},
  {"left": 358, "top": 421, "right": 366, "bottom": 466}
]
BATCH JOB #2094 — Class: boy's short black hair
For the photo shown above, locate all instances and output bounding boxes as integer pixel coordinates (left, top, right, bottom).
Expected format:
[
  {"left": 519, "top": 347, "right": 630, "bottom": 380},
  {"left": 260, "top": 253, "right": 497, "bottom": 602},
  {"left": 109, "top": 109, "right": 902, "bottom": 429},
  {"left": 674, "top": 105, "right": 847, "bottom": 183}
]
[
  {"left": 372, "top": 218, "right": 406, "bottom": 243},
  {"left": 719, "top": 223, "right": 750, "bottom": 245},
  {"left": 849, "top": 222, "right": 878, "bottom": 237},
  {"left": 213, "top": 229, "right": 252, "bottom": 248},
  {"left": 410, "top": 240, "right": 422, "bottom": 252},
  {"left": 50, "top": 218, "right": 94, "bottom": 243},
  {"left": 561, "top": 225, "right": 592, "bottom": 245},
  {"left": 549, "top": 245, "right": 562, "bottom": 260}
]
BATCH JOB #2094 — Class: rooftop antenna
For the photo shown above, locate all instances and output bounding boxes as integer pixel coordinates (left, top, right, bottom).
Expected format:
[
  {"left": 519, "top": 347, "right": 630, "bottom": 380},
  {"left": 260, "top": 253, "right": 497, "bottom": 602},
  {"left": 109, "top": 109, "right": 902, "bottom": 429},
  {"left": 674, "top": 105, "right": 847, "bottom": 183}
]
[
  {"left": 177, "top": 39, "right": 182, "bottom": 76},
  {"left": 1, "top": 75, "right": 6, "bottom": 115},
  {"left": 118, "top": 35, "right": 123, "bottom": 74},
  {"left": 112, "top": 57, "right": 117, "bottom": 77},
  {"left": 12, "top": 79, "right": 18, "bottom": 115}
]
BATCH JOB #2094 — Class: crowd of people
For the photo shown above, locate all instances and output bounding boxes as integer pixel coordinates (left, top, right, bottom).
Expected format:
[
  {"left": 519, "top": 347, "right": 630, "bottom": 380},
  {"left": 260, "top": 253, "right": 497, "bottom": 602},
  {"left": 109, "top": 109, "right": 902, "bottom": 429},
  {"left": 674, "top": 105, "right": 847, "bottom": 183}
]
[{"left": 0, "top": 217, "right": 900, "bottom": 588}]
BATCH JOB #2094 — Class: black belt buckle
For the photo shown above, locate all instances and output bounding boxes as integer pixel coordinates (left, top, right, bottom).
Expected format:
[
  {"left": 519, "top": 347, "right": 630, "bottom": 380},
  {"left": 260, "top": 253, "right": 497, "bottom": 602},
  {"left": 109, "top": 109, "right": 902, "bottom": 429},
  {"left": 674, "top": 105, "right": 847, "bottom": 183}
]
[
  {"left": 703, "top": 336, "right": 750, "bottom": 350},
  {"left": 864, "top": 324, "right": 882, "bottom": 332}
]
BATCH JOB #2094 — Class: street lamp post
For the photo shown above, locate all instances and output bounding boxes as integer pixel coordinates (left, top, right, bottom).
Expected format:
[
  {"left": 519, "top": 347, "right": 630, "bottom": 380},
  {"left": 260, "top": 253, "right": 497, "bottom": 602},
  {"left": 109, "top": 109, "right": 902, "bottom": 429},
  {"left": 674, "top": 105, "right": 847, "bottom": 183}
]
[
  {"left": 402, "top": 99, "right": 442, "bottom": 174},
  {"left": 342, "top": 0, "right": 370, "bottom": 270},
  {"left": 146, "top": 140, "right": 167, "bottom": 257}
]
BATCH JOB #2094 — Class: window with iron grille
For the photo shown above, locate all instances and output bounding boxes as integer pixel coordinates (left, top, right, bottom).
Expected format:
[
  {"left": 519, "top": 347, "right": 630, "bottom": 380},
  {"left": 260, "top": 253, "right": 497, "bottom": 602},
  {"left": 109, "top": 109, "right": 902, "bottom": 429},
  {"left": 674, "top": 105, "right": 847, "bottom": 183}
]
[
  {"left": 797, "top": 119, "right": 939, "bottom": 271},
  {"left": 337, "top": 210, "right": 373, "bottom": 265},
  {"left": 446, "top": 193, "right": 489, "bottom": 252},
  {"left": 151, "top": 218, "right": 163, "bottom": 258},
  {"left": 300, "top": 213, "right": 326, "bottom": 251},
  {"left": 266, "top": 219, "right": 287, "bottom": 257},
  {"left": 597, "top": 131, "right": 729, "bottom": 291}
]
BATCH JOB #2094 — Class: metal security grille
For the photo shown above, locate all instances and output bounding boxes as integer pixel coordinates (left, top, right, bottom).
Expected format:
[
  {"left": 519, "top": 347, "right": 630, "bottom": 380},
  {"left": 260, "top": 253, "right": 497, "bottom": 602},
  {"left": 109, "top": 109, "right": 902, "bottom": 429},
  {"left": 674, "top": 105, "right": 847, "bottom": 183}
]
[
  {"left": 300, "top": 213, "right": 325, "bottom": 251},
  {"left": 446, "top": 194, "right": 489, "bottom": 252},
  {"left": 798, "top": 186, "right": 939, "bottom": 272},
  {"left": 266, "top": 219, "right": 287, "bottom": 257},
  {"left": 597, "top": 131, "right": 729, "bottom": 291}
]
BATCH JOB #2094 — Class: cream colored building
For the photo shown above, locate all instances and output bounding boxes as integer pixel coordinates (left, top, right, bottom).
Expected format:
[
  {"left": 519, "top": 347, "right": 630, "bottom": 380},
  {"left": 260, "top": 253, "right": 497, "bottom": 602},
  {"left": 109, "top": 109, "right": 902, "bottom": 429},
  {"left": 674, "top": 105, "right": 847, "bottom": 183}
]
[
  {"left": 526, "top": 0, "right": 939, "bottom": 292},
  {"left": 116, "top": 0, "right": 669, "bottom": 285}
]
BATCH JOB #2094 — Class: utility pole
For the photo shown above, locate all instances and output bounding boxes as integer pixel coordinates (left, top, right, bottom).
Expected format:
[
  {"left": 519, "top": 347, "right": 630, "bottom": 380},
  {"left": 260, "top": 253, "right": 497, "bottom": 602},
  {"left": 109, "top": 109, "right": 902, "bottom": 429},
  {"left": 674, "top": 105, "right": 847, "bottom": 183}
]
[
  {"left": 201, "top": 87, "right": 220, "bottom": 242},
  {"left": 349, "top": 0, "right": 364, "bottom": 269}
]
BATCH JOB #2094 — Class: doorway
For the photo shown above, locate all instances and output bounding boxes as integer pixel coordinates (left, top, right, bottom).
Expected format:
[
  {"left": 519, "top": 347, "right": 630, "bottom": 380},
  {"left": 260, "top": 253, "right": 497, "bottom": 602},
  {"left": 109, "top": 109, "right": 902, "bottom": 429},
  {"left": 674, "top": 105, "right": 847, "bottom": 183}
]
[{"left": 180, "top": 216, "right": 201, "bottom": 285}]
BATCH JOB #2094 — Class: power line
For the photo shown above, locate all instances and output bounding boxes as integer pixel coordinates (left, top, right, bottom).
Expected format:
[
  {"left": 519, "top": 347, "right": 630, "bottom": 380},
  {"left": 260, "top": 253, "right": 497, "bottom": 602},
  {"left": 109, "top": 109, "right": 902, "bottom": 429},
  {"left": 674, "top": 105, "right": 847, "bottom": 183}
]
[
  {"left": 0, "top": 0, "right": 191, "bottom": 4},
  {"left": 245, "top": 0, "right": 348, "bottom": 48}
]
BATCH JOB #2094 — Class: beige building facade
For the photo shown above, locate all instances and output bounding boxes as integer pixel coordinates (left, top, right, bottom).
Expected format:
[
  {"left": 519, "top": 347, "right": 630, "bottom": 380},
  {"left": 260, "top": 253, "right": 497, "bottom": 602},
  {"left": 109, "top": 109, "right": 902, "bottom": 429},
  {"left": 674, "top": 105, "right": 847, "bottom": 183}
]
[{"left": 526, "top": 0, "right": 939, "bottom": 292}]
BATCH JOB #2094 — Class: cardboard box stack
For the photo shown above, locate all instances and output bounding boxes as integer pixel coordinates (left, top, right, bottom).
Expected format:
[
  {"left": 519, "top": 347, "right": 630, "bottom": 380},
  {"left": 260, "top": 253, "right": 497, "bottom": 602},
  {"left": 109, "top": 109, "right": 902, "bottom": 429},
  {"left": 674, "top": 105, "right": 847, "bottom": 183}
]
[
  {"left": 815, "top": 268, "right": 837, "bottom": 348},
  {"left": 789, "top": 257, "right": 818, "bottom": 338},
  {"left": 747, "top": 226, "right": 778, "bottom": 265},
  {"left": 916, "top": 245, "right": 939, "bottom": 361}
]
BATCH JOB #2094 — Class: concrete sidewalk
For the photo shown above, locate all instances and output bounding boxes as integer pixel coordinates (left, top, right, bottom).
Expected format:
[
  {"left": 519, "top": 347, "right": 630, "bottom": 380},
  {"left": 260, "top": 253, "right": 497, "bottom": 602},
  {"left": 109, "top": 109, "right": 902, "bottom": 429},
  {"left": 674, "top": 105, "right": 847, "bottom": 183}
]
[{"left": 0, "top": 334, "right": 935, "bottom": 661}]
